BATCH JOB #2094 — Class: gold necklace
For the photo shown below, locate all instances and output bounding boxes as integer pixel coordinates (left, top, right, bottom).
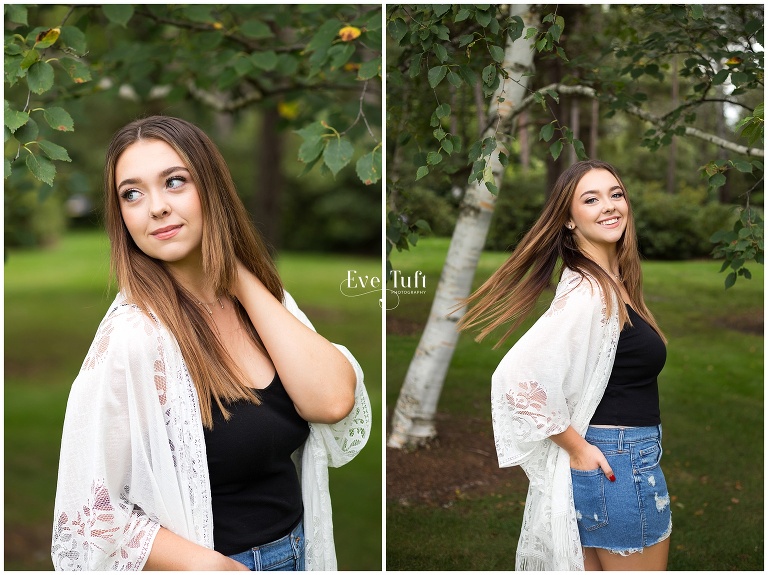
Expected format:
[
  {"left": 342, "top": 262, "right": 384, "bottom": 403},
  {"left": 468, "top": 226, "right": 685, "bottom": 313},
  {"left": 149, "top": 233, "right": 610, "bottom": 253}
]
[{"left": 195, "top": 296, "right": 225, "bottom": 316}]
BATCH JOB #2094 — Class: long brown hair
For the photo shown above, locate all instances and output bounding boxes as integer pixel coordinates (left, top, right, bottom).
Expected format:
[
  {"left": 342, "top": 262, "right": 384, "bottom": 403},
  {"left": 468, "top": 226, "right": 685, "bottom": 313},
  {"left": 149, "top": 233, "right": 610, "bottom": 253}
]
[
  {"left": 104, "top": 115, "right": 284, "bottom": 428},
  {"left": 457, "top": 160, "right": 666, "bottom": 348}
]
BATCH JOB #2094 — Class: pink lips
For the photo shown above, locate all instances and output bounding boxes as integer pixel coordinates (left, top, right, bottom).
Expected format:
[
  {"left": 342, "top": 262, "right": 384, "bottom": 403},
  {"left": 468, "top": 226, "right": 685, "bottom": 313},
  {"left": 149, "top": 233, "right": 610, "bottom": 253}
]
[{"left": 151, "top": 225, "right": 182, "bottom": 240}]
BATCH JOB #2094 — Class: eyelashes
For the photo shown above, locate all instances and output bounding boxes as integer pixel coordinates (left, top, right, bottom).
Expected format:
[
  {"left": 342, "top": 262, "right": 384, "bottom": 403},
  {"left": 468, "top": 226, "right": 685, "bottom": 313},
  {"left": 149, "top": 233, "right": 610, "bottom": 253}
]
[{"left": 119, "top": 175, "right": 188, "bottom": 202}]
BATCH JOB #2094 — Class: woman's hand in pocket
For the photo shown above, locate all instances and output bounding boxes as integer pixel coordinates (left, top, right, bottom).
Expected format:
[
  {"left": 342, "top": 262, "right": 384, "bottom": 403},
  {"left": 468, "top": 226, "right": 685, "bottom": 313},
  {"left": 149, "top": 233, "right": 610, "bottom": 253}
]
[{"left": 570, "top": 443, "right": 615, "bottom": 482}]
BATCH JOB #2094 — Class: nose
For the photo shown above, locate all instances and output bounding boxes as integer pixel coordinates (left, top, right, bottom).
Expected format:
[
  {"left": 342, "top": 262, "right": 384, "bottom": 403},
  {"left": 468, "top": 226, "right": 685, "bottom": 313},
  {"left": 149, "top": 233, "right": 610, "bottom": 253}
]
[
  {"left": 602, "top": 202, "right": 615, "bottom": 213},
  {"left": 149, "top": 193, "right": 171, "bottom": 219}
]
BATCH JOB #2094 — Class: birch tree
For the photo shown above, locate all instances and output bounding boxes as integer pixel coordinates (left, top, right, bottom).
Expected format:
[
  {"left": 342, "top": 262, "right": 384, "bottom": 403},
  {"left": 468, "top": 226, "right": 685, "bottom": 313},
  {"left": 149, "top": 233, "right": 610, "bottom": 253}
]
[{"left": 387, "top": 4, "right": 546, "bottom": 448}]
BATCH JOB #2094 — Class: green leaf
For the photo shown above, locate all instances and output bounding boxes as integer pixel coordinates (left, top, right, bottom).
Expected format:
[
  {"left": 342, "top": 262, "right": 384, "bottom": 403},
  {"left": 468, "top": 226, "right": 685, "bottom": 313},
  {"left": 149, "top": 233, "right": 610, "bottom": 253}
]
[
  {"left": 251, "top": 51, "right": 278, "bottom": 71},
  {"left": 573, "top": 139, "right": 587, "bottom": 160},
  {"left": 43, "top": 107, "right": 74, "bottom": 131},
  {"left": 4, "top": 102, "right": 29, "bottom": 132},
  {"left": 432, "top": 5, "right": 451, "bottom": 18},
  {"left": 433, "top": 44, "right": 448, "bottom": 63},
  {"left": 5, "top": 158, "right": 11, "bottom": 179},
  {"left": 387, "top": 18, "right": 408, "bottom": 44},
  {"left": 16, "top": 116, "right": 38, "bottom": 142},
  {"left": 102, "top": 5, "right": 134, "bottom": 27},
  {"left": 426, "top": 151, "right": 442, "bottom": 165},
  {"left": 724, "top": 272, "right": 736, "bottom": 289},
  {"left": 358, "top": 57, "right": 381, "bottom": 80},
  {"left": 539, "top": 122, "right": 555, "bottom": 142},
  {"left": 416, "top": 165, "right": 429, "bottom": 180},
  {"left": 550, "top": 140, "right": 564, "bottom": 160},
  {"left": 6, "top": 4, "right": 28, "bottom": 25},
  {"left": 60, "top": 26, "right": 87, "bottom": 55},
  {"left": 690, "top": 5, "right": 704, "bottom": 19},
  {"left": 435, "top": 103, "right": 450, "bottom": 119},
  {"left": 241, "top": 19, "right": 273, "bottom": 39},
  {"left": 296, "top": 122, "right": 327, "bottom": 163},
  {"left": 38, "top": 139, "right": 72, "bottom": 162},
  {"left": 234, "top": 55, "right": 253, "bottom": 77},
  {"left": 328, "top": 43, "right": 355, "bottom": 70},
  {"left": 488, "top": 44, "right": 505, "bottom": 63},
  {"left": 475, "top": 8, "right": 492, "bottom": 28},
  {"left": 733, "top": 160, "right": 753, "bottom": 173},
  {"left": 708, "top": 173, "right": 727, "bottom": 188},
  {"left": 20, "top": 48, "right": 40, "bottom": 71},
  {"left": 441, "top": 139, "right": 454, "bottom": 154},
  {"left": 60, "top": 57, "right": 91, "bottom": 83},
  {"left": 355, "top": 148, "right": 382, "bottom": 185},
  {"left": 27, "top": 60, "right": 54, "bottom": 94},
  {"left": 481, "top": 63, "right": 495, "bottom": 85},
  {"left": 712, "top": 69, "right": 729, "bottom": 85},
  {"left": 455, "top": 8, "right": 471, "bottom": 22},
  {"left": 447, "top": 71, "right": 462, "bottom": 88},
  {"left": 25, "top": 152, "right": 56, "bottom": 186},
  {"left": 322, "top": 137, "right": 354, "bottom": 176},
  {"left": 428, "top": 65, "right": 447, "bottom": 88}
]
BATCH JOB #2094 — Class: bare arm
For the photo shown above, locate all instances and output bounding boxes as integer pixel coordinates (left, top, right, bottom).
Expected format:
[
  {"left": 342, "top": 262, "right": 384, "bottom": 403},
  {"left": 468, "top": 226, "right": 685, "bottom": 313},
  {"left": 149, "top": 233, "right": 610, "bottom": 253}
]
[
  {"left": 232, "top": 261, "right": 356, "bottom": 424},
  {"left": 144, "top": 527, "right": 249, "bottom": 571},
  {"left": 550, "top": 425, "right": 615, "bottom": 481}
]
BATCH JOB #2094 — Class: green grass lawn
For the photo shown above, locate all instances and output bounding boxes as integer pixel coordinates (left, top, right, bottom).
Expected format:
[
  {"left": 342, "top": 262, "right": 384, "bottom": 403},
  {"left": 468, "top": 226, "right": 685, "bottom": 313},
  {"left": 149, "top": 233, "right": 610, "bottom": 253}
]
[
  {"left": 387, "top": 237, "right": 763, "bottom": 570},
  {"left": 5, "top": 230, "right": 382, "bottom": 570}
]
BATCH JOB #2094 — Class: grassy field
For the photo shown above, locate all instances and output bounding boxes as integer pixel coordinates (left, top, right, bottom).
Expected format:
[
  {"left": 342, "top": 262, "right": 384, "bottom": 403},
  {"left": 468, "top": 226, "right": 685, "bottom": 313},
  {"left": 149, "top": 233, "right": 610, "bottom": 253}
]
[
  {"left": 5, "top": 230, "right": 382, "bottom": 570},
  {"left": 387, "top": 237, "right": 763, "bottom": 570}
]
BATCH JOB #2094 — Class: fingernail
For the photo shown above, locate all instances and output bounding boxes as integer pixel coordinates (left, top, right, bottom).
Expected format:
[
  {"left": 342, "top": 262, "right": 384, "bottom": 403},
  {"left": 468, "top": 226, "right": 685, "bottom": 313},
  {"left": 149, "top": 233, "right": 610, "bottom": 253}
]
[{"left": 609, "top": 474, "right": 616, "bottom": 482}]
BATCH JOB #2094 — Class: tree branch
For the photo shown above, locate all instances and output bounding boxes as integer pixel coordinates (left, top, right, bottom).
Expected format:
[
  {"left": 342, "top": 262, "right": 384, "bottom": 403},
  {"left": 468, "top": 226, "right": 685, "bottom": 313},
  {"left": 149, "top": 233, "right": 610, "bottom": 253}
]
[{"left": 502, "top": 83, "right": 764, "bottom": 158}]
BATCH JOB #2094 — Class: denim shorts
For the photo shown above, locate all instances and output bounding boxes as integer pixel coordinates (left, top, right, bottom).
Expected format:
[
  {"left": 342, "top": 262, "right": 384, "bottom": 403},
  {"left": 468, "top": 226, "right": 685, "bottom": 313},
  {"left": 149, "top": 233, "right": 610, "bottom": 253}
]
[
  {"left": 228, "top": 521, "right": 305, "bottom": 571},
  {"left": 571, "top": 425, "right": 672, "bottom": 554}
]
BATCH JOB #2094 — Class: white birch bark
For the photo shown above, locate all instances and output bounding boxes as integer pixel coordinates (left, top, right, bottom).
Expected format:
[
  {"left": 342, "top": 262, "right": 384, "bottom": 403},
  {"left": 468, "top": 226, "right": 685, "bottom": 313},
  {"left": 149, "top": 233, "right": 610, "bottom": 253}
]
[{"left": 387, "top": 5, "right": 539, "bottom": 449}]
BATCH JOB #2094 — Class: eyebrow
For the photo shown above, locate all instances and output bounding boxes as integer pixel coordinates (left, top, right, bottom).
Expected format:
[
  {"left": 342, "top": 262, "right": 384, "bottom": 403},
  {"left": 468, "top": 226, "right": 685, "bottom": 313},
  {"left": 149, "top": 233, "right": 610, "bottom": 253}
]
[
  {"left": 579, "top": 185, "right": 624, "bottom": 198},
  {"left": 117, "top": 166, "right": 189, "bottom": 190}
]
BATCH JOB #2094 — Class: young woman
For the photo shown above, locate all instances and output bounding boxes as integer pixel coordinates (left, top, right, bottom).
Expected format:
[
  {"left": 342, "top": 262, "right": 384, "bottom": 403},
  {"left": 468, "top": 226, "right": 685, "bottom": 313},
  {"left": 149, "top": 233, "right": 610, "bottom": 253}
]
[
  {"left": 458, "top": 160, "right": 671, "bottom": 570},
  {"left": 51, "top": 116, "right": 371, "bottom": 571}
]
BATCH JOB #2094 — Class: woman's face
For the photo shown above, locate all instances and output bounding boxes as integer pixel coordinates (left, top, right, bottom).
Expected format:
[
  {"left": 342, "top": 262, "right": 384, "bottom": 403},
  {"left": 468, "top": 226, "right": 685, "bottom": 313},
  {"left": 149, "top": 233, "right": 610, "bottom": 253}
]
[
  {"left": 115, "top": 139, "right": 204, "bottom": 270},
  {"left": 567, "top": 168, "right": 628, "bottom": 252}
]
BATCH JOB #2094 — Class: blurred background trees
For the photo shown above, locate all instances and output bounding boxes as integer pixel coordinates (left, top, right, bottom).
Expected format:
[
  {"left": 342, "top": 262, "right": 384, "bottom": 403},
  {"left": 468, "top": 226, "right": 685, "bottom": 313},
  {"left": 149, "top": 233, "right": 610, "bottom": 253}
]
[{"left": 5, "top": 4, "right": 382, "bottom": 254}]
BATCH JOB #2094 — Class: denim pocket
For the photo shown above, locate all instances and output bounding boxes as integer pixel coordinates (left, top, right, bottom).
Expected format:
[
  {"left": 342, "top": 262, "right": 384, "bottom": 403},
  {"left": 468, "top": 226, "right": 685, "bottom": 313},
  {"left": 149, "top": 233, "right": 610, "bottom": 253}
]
[
  {"left": 571, "top": 468, "right": 609, "bottom": 531},
  {"left": 636, "top": 439, "right": 662, "bottom": 472}
]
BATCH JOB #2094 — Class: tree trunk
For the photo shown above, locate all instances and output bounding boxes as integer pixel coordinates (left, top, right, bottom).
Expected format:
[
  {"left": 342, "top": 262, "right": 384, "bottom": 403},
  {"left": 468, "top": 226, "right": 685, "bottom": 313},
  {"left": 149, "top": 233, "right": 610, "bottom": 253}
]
[{"left": 387, "top": 5, "right": 539, "bottom": 449}]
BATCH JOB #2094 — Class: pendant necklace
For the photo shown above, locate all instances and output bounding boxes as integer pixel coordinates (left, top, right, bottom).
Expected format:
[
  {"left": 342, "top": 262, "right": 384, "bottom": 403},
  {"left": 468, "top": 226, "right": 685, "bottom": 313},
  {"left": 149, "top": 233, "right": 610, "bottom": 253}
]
[{"left": 196, "top": 296, "right": 225, "bottom": 316}]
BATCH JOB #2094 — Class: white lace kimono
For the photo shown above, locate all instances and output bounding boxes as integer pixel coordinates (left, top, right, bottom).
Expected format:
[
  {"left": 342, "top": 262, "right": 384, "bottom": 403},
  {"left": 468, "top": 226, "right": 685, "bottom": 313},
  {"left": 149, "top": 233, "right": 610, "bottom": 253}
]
[
  {"left": 51, "top": 291, "right": 371, "bottom": 571},
  {"left": 491, "top": 268, "right": 620, "bottom": 571}
]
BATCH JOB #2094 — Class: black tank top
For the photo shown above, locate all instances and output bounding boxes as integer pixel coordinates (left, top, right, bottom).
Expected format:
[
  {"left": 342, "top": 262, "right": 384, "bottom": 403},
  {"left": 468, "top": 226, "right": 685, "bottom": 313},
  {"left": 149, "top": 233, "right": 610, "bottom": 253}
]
[
  {"left": 203, "top": 372, "right": 309, "bottom": 555},
  {"left": 590, "top": 304, "right": 666, "bottom": 426}
]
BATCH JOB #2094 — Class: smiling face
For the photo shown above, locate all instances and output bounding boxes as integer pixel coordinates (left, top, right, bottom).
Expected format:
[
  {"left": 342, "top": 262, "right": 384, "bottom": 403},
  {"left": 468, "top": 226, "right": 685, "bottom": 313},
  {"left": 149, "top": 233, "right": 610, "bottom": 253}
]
[
  {"left": 115, "top": 139, "right": 204, "bottom": 271},
  {"left": 566, "top": 168, "right": 628, "bottom": 255}
]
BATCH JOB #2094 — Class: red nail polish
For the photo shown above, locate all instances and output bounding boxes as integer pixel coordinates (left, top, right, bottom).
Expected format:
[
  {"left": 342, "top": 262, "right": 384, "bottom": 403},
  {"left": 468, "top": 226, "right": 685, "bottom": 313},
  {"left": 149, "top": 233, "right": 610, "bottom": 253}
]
[{"left": 609, "top": 474, "right": 616, "bottom": 482}]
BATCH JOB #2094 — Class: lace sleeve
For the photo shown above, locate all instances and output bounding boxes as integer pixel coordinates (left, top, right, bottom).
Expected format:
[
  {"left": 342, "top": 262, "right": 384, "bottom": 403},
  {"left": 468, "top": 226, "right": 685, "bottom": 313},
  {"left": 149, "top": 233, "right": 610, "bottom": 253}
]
[
  {"left": 492, "top": 272, "right": 611, "bottom": 468},
  {"left": 52, "top": 306, "right": 165, "bottom": 570},
  {"left": 281, "top": 290, "right": 371, "bottom": 465}
]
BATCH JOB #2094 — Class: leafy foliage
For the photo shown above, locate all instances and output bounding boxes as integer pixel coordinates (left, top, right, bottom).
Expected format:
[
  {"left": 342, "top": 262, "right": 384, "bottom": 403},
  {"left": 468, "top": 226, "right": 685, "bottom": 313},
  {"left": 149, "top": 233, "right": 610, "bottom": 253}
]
[{"left": 5, "top": 5, "right": 382, "bottom": 191}]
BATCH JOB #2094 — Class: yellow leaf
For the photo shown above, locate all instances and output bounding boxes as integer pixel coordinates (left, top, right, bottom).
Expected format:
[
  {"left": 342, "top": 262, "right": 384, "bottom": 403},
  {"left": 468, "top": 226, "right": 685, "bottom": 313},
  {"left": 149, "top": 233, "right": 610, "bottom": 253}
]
[
  {"left": 338, "top": 26, "right": 361, "bottom": 42},
  {"left": 725, "top": 56, "right": 743, "bottom": 66},
  {"left": 277, "top": 101, "right": 299, "bottom": 120},
  {"left": 212, "top": 22, "right": 223, "bottom": 30},
  {"left": 35, "top": 27, "right": 60, "bottom": 47},
  {"left": 343, "top": 62, "right": 360, "bottom": 72}
]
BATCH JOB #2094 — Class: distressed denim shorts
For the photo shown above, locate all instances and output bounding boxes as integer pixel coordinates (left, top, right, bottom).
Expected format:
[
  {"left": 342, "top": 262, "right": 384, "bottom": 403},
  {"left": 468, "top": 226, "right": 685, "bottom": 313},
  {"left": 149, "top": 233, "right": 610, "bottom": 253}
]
[
  {"left": 571, "top": 425, "right": 672, "bottom": 555},
  {"left": 228, "top": 520, "right": 305, "bottom": 571}
]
